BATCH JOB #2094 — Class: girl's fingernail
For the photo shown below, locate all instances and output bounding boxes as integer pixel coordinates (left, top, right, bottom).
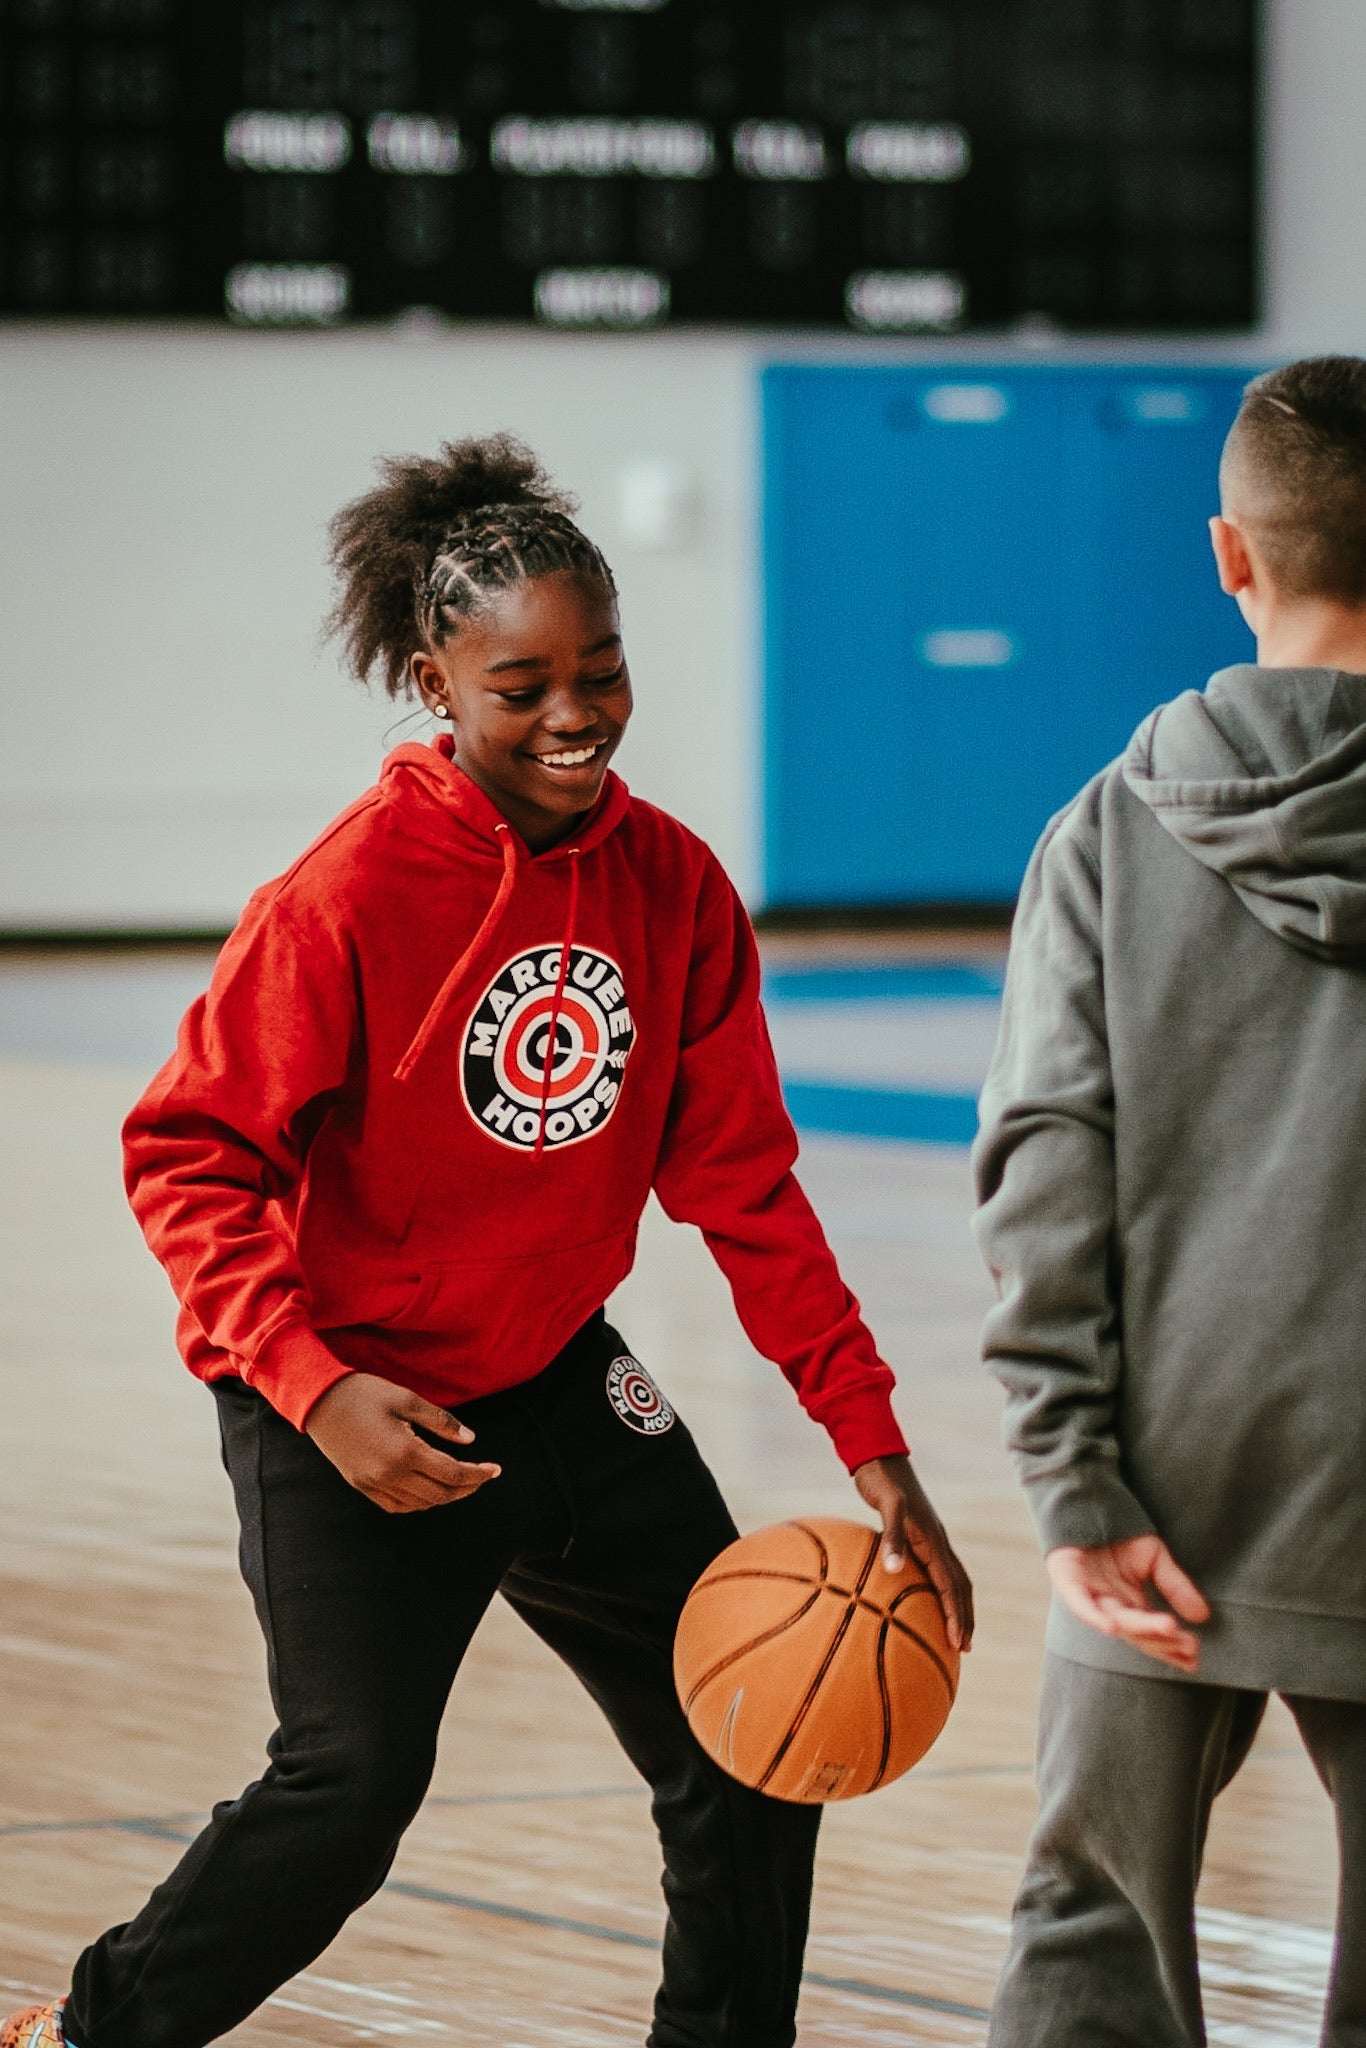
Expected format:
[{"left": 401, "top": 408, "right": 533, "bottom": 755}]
[{"left": 884, "top": 1551, "right": 904, "bottom": 1572}]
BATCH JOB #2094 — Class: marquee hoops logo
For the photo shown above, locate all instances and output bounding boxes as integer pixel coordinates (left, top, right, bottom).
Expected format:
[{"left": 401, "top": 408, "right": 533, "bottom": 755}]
[
  {"left": 461, "top": 943, "right": 635, "bottom": 1152},
  {"left": 606, "top": 1354, "right": 675, "bottom": 1436}
]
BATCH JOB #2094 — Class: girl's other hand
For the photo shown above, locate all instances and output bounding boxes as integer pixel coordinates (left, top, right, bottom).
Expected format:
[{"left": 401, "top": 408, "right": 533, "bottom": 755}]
[
  {"left": 853, "top": 1453, "right": 975, "bottom": 1652},
  {"left": 305, "top": 1372, "right": 501, "bottom": 1513}
]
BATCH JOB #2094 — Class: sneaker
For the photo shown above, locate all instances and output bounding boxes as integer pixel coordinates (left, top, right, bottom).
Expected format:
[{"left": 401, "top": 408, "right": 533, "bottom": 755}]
[{"left": 0, "top": 2006, "right": 65, "bottom": 2048}]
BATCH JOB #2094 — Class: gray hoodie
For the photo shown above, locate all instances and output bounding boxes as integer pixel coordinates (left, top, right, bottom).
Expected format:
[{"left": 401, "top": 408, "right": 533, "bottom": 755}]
[{"left": 974, "top": 664, "right": 1366, "bottom": 1695}]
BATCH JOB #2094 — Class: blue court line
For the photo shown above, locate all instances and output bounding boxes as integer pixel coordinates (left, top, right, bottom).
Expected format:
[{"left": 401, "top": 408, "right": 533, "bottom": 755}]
[
  {"left": 784, "top": 1081, "right": 980, "bottom": 1147},
  {"left": 387, "top": 1879, "right": 991, "bottom": 2023},
  {"left": 803, "top": 1971, "right": 989, "bottom": 2021},
  {"left": 0, "top": 1815, "right": 202, "bottom": 1841},
  {"left": 426, "top": 1784, "right": 640, "bottom": 1808},
  {"left": 0, "top": 1809, "right": 991, "bottom": 2024},
  {"left": 766, "top": 964, "right": 1004, "bottom": 1003},
  {"left": 0, "top": 1765, "right": 1034, "bottom": 1840}
]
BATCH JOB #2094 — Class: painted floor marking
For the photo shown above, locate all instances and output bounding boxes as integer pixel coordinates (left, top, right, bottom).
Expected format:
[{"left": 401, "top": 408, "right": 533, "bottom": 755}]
[
  {"left": 1198, "top": 1906, "right": 1331, "bottom": 2047},
  {"left": 782, "top": 1080, "right": 979, "bottom": 1148},
  {"left": 388, "top": 1879, "right": 991, "bottom": 2023},
  {"left": 1, "top": 1806, "right": 990, "bottom": 2025},
  {"left": 8, "top": 1809, "right": 1334, "bottom": 2038},
  {"left": 764, "top": 966, "right": 1005, "bottom": 1003}
]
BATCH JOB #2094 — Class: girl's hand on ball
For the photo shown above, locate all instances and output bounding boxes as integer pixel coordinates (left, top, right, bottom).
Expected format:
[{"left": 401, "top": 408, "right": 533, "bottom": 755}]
[
  {"left": 305, "top": 1373, "right": 501, "bottom": 1514},
  {"left": 853, "top": 1454, "right": 975, "bottom": 1651}
]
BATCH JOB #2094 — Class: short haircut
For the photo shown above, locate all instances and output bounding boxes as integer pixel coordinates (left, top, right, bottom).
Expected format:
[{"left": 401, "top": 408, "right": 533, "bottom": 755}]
[{"left": 1221, "top": 356, "right": 1366, "bottom": 605}]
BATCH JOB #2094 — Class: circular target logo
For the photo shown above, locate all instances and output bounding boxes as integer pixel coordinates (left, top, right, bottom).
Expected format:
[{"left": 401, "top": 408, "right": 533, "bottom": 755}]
[
  {"left": 606, "top": 1355, "right": 675, "bottom": 1436},
  {"left": 461, "top": 943, "right": 635, "bottom": 1152}
]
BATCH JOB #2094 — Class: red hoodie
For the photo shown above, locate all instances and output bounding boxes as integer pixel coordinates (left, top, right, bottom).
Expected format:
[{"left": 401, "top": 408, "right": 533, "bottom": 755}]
[{"left": 123, "top": 739, "right": 908, "bottom": 1473}]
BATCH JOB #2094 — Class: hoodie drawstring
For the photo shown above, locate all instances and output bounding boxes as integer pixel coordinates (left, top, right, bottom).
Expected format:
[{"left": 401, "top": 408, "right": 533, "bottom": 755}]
[
  {"left": 394, "top": 824, "right": 519, "bottom": 1082},
  {"left": 534, "top": 847, "right": 581, "bottom": 1158}
]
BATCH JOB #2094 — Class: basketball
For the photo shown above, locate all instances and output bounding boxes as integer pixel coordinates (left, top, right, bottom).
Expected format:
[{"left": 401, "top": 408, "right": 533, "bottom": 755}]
[{"left": 673, "top": 1517, "right": 960, "bottom": 1804}]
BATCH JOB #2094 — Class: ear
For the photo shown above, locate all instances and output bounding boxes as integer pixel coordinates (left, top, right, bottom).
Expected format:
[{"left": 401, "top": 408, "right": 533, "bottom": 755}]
[
  {"left": 408, "top": 648, "right": 446, "bottom": 711},
  {"left": 1209, "top": 515, "right": 1254, "bottom": 597}
]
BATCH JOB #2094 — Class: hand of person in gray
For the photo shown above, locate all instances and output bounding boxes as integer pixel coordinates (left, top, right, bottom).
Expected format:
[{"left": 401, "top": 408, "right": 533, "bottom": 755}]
[{"left": 974, "top": 356, "right": 1366, "bottom": 2048}]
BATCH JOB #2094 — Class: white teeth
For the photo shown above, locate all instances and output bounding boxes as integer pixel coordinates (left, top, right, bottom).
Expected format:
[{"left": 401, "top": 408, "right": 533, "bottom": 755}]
[{"left": 539, "top": 746, "right": 599, "bottom": 767}]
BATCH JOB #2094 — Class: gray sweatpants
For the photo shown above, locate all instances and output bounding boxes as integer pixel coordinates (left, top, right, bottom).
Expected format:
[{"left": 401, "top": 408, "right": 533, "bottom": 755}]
[{"left": 989, "top": 1652, "right": 1366, "bottom": 2048}]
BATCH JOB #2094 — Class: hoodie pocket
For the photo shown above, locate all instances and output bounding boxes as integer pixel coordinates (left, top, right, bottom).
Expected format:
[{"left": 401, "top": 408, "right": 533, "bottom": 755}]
[
  {"left": 306, "top": 1230, "right": 635, "bottom": 1353},
  {"left": 307, "top": 1266, "right": 431, "bottom": 1332},
  {"left": 378, "top": 1230, "right": 637, "bottom": 1357}
]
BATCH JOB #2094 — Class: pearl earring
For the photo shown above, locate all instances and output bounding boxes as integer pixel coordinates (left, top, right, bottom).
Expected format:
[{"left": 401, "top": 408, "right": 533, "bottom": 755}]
[{"left": 432, "top": 701, "right": 450, "bottom": 719}]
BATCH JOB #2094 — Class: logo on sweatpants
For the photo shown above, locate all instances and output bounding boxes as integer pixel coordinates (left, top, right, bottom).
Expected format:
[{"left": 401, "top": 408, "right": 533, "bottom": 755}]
[
  {"left": 606, "top": 1355, "right": 675, "bottom": 1435},
  {"left": 461, "top": 943, "right": 635, "bottom": 1152}
]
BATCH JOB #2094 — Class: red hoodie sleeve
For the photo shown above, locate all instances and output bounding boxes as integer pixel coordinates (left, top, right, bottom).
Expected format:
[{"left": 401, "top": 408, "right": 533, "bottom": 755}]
[
  {"left": 652, "top": 857, "right": 908, "bottom": 1473},
  {"left": 122, "top": 888, "right": 358, "bottom": 1429}
]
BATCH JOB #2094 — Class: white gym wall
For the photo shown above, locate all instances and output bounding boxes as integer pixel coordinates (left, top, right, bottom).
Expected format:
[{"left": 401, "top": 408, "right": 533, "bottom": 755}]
[{"left": 0, "top": 0, "right": 1361, "bottom": 928}]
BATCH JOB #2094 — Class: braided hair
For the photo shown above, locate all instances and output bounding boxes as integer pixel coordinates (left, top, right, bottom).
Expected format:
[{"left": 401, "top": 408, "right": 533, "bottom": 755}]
[{"left": 325, "top": 433, "right": 617, "bottom": 698}]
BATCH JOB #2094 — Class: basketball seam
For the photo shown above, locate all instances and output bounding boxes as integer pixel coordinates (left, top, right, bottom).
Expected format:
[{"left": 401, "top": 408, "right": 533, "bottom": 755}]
[
  {"left": 790, "top": 1520, "right": 831, "bottom": 1580},
  {"left": 879, "top": 1599, "right": 939, "bottom": 1641},
  {"left": 756, "top": 1529, "right": 881, "bottom": 1795},
  {"left": 864, "top": 1579, "right": 938, "bottom": 1637},
  {"left": 871, "top": 1617, "right": 895, "bottom": 1791},
  {"left": 696, "top": 1569, "right": 938, "bottom": 1643},
  {"left": 680, "top": 1522, "right": 832, "bottom": 1715},
  {"left": 883, "top": 1610, "right": 958, "bottom": 1699},
  {"left": 699, "top": 1567, "right": 928, "bottom": 1587},
  {"left": 680, "top": 1585, "right": 828, "bottom": 1713},
  {"left": 886, "top": 1581, "right": 936, "bottom": 1612},
  {"left": 697, "top": 1570, "right": 830, "bottom": 1587}
]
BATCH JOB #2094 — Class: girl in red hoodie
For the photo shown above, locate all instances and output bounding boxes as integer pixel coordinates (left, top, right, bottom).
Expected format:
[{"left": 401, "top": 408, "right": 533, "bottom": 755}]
[{"left": 6, "top": 436, "right": 971, "bottom": 2048}]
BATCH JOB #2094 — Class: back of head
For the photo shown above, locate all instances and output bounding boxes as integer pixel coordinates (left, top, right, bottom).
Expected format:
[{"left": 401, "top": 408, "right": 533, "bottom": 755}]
[
  {"left": 325, "top": 432, "right": 616, "bottom": 698},
  {"left": 1222, "top": 357, "right": 1366, "bottom": 606}
]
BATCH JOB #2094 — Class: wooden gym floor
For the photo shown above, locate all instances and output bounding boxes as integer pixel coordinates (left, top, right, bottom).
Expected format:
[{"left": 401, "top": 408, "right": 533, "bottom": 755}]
[{"left": 0, "top": 948, "right": 1340, "bottom": 2047}]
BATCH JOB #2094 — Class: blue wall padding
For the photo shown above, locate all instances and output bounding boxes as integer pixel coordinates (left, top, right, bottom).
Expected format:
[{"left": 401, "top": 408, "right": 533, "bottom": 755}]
[{"left": 762, "top": 364, "right": 1257, "bottom": 909}]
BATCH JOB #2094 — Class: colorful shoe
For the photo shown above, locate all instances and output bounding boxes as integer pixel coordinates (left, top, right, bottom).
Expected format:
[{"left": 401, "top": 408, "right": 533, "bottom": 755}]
[{"left": 0, "top": 2005, "right": 65, "bottom": 2048}]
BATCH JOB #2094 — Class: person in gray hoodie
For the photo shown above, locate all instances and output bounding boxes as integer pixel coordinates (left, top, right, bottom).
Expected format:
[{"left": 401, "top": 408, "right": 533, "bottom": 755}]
[{"left": 974, "top": 354, "right": 1366, "bottom": 2048}]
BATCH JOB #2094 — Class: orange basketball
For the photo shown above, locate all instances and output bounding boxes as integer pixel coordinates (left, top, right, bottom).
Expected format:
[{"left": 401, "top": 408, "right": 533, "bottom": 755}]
[{"left": 673, "top": 1517, "right": 959, "bottom": 1803}]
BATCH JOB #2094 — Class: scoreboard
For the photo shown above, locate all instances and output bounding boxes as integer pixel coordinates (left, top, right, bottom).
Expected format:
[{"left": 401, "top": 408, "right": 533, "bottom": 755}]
[{"left": 0, "top": 0, "right": 1258, "bottom": 331}]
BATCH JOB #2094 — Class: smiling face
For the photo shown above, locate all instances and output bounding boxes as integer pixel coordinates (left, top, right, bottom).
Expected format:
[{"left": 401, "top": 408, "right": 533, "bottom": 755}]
[{"left": 410, "top": 572, "right": 632, "bottom": 852}]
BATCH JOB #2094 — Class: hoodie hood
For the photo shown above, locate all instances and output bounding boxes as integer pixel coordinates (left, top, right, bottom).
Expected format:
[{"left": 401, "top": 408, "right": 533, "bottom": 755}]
[
  {"left": 378, "top": 737, "right": 629, "bottom": 1102},
  {"left": 380, "top": 734, "right": 631, "bottom": 863},
  {"left": 1122, "top": 664, "right": 1366, "bottom": 961}
]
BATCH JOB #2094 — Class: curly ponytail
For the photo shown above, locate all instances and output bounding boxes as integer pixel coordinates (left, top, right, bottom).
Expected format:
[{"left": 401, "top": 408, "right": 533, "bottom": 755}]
[{"left": 325, "top": 433, "right": 617, "bottom": 698}]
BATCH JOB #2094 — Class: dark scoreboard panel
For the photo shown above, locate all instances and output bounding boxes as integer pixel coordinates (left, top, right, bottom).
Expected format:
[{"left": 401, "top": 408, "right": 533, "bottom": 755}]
[{"left": 0, "top": 1, "right": 1258, "bottom": 330}]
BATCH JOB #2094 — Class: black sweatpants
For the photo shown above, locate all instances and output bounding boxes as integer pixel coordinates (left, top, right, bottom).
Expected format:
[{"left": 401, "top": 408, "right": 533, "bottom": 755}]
[{"left": 66, "top": 1315, "right": 820, "bottom": 2048}]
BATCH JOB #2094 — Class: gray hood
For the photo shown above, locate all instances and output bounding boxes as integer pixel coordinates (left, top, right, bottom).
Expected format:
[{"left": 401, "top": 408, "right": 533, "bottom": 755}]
[{"left": 1122, "top": 664, "right": 1366, "bottom": 960}]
